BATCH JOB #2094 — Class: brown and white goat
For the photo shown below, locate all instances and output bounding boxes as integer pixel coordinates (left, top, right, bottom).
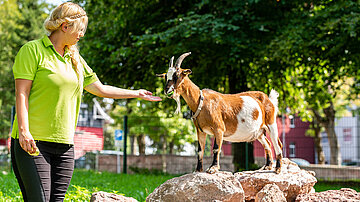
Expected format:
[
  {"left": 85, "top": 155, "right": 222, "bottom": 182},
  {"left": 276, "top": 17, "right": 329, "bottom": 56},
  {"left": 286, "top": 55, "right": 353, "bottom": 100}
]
[{"left": 157, "top": 52, "right": 283, "bottom": 174}]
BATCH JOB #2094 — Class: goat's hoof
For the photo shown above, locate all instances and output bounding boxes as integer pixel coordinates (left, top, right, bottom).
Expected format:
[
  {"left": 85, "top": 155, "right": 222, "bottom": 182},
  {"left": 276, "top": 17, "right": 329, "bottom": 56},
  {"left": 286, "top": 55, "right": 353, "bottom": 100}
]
[
  {"left": 206, "top": 166, "right": 219, "bottom": 174},
  {"left": 264, "top": 165, "right": 272, "bottom": 170},
  {"left": 275, "top": 167, "right": 281, "bottom": 174}
]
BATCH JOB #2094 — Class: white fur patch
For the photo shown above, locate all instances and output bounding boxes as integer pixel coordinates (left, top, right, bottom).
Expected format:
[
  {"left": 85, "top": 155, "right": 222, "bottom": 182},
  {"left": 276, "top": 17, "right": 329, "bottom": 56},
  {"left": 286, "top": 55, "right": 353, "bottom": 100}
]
[
  {"left": 166, "top": 67, "right": 176, "bottom": 81},
  {"left": 174, "top": 94, "right": 181, "bottom": 114},
  {"left": 223, "top": 96, "right": 263, "bottom": 142}
]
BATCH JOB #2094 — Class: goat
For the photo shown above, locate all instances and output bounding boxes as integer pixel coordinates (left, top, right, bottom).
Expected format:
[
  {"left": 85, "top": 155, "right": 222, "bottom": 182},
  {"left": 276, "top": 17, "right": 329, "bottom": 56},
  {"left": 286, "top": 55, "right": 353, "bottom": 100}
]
[{"left": 157, "top": 52, "right": 283, "bottom": 174}]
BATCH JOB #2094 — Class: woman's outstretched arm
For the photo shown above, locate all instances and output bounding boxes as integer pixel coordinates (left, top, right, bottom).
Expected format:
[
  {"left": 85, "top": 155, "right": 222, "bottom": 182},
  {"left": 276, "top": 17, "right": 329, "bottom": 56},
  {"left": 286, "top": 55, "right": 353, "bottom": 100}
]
[{"left": 84, "top": 81, "right": 162, "bottom": 101}]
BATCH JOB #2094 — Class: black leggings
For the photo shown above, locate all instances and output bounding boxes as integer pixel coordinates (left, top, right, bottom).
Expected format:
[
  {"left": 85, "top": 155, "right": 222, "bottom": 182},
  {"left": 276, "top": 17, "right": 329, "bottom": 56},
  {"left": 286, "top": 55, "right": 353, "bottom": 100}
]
[{"left": 11, "top": 138, "right": 74, "bottom": 202}]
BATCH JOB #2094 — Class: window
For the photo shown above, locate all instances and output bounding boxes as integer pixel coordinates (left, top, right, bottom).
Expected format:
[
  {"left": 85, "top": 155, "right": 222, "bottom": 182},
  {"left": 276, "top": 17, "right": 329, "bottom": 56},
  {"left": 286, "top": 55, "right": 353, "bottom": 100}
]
[
  {"left": 79, "top": 103, "right": 88, "bottom": 122},
  {"left": 289, "top": 142, "right": 296, "bottom": 158},
  {"left": 289, "top": 115, "right": 295, "bottom": 128}
]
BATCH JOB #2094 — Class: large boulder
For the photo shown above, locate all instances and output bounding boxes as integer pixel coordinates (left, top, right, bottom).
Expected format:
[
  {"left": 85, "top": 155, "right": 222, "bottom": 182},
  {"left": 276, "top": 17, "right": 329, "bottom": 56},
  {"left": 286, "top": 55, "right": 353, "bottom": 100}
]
[
  {"left": 235, "top": 158, "right": 317, "bottom": 201},
  {"left": 295, "top": 188, "right": 360, "bottom": 201},
  {"left": 146, "top": 171, "right": 245, "bottom": 202},
  {"left": 90, "top": 191, "right": 138, "bottom": 202}
]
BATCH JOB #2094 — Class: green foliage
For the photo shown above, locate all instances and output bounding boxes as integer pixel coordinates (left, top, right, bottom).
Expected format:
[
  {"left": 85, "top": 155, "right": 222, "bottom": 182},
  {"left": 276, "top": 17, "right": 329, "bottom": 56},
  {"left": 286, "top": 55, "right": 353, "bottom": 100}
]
[
  {"left": 74, "top": 0, "right": 359, "bottom": 165},
  {"left": 0, "top": 0, "right": 48, "bottom": 138}
]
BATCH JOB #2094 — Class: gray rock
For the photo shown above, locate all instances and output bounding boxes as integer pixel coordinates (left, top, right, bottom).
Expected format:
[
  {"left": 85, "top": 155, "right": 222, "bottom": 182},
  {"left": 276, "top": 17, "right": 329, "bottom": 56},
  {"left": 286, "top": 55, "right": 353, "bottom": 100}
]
[{"left": 146, "top": 171, "right": 244, "bottom": 202}]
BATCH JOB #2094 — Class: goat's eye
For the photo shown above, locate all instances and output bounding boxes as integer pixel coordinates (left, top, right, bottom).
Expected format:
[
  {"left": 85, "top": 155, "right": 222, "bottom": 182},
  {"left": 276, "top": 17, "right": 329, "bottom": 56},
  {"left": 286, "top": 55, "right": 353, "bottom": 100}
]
[{"left": 173, "top": 74, "right": 178, "bottom": 82}]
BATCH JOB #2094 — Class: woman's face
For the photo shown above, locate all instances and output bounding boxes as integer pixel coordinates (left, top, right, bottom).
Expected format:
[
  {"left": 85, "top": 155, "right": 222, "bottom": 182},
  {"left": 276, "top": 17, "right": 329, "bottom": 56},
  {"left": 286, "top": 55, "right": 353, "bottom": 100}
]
[{"left": 64, "top": 23, "right": 86, "bottom": 46}]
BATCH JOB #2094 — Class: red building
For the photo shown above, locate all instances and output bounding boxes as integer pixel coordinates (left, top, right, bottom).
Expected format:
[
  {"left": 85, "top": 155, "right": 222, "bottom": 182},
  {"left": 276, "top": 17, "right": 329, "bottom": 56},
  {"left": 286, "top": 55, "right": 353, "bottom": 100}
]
[
  {"left": 74, "top": 127, "right": 103, "bottom": 159},
  {"left": 222, "top": 116, "right": 315, "bottom": 164}
]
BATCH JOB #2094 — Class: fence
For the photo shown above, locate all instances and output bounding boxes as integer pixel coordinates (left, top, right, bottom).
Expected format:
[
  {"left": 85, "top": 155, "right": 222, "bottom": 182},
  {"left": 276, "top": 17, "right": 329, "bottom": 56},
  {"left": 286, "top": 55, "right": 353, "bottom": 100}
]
[{"left": 1, "top": 115, "right": 360, "bottom": 180}]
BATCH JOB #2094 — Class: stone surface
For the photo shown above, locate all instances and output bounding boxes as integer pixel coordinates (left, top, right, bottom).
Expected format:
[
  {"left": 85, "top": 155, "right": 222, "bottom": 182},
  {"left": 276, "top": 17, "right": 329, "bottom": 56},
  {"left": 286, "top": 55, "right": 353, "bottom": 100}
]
[
  {"left": 235, "top": 158, "right": 317, "bottom": 201},
  {"left": 146, "top": 171, "right": 244, "bottom": 202},
  {"left": 295, "top": 188, "right": 360, "bottom": 202},
  {"left": 255, "top": 184, "right": 286, "bottom": 202},
  {"left": 90, "top": 191, "right": 138, "bottom": 202}
]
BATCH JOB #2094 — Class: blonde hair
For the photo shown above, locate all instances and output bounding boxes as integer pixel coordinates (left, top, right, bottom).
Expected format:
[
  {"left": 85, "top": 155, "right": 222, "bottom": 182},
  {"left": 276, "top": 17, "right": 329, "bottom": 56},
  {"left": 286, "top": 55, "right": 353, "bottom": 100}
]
[{"left": 44, "top": 2, "right": 88, "bottom": 79}]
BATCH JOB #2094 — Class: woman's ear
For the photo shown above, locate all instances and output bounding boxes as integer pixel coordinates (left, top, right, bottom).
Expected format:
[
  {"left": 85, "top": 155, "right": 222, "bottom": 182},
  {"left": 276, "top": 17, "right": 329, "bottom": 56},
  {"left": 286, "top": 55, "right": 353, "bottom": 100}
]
[{"left": 61, "top": 22, "right": 69, "bottom": 32}]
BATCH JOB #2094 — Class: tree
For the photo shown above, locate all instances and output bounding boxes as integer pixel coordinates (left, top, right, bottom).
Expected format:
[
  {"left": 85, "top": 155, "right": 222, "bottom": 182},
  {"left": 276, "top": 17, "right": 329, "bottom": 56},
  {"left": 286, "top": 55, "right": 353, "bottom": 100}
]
[
  {"left": 256, "top": 0, "right": 360, "bottom": 165},
  {"left": 76, "top": 0, "right": 359, "bottom": 168},
  {"left": 76, "top": 0, "right": 317, "bottom": 170},
  {"left": 0, "top": 0, "right": 48, "bottom": 138}
]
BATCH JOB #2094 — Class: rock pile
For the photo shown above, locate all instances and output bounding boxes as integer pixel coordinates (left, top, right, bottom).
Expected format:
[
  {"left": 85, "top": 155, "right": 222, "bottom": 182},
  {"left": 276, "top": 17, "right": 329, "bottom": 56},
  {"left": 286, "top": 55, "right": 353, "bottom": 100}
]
[
  {"left": 91, "top": 158, "right": 360, "bottom": 202},
  {"left": 146, "top": 158, "right": 317, "bottom": 202}
]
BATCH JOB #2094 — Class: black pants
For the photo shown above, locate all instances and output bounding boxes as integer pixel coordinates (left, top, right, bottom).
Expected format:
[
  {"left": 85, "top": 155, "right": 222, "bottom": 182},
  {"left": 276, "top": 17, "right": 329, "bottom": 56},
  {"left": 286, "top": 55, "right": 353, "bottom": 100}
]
[{"left": 11, "top": 138, "right": 74, "bottom": 202}]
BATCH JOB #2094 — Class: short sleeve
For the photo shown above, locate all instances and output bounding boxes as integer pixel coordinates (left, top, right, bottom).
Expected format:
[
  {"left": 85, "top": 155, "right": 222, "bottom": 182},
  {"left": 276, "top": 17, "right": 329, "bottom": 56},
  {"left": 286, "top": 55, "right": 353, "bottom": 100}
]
[
  {"left": 80, "top": 56, "right": 99, "bottom": 88},
  {"left": 13, "top": 44, "right": 38, "bottom": 80}
]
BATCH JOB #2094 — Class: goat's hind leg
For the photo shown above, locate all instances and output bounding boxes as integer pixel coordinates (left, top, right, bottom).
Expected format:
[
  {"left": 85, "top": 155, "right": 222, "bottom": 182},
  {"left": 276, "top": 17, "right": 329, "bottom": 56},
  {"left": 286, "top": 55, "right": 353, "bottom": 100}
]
[
  {"left": 268, "top": 123, "right": 283, "bottom": 174},
  {"left": 257, "top": 134, "right": 273, "bottom": 171}
]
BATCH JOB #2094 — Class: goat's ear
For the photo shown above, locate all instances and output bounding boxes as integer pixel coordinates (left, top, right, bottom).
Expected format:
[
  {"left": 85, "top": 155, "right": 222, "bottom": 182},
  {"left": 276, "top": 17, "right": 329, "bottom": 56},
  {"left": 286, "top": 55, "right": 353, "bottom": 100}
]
[
  {"left": 156, "top": 73, "right": 166, "bottom": 79},
  {"left": 182, "top": 69, "right": 192, "bottom": 75}
]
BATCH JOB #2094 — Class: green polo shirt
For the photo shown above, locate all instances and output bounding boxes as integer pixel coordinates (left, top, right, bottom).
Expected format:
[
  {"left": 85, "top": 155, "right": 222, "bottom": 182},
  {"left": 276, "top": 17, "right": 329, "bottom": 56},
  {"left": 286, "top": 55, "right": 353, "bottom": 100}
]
[{"left": 11, "top": 35, "right": 98, "bottom": 144}]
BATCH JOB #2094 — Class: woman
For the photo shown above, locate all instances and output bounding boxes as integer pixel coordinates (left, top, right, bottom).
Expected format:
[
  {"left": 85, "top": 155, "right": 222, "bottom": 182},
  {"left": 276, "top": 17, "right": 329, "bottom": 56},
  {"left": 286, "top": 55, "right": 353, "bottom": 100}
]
[{"left": 10, "top": 2, "right": 161, "bottom": 201}]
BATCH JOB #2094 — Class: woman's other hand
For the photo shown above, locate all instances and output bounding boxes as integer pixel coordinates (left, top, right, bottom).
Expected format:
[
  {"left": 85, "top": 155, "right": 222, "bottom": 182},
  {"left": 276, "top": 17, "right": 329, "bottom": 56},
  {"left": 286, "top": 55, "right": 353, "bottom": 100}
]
[{"left": 19, "top": 131, "right": 38, "bottom": 154}]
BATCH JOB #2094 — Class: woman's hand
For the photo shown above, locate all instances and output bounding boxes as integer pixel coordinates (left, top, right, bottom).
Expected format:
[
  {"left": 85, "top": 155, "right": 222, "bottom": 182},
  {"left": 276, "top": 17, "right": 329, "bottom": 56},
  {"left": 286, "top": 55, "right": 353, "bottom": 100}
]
[
  {"left": 19, "top": 131, "right": 38, "bottom": 155},
  {"left": 137, "top": 89, "right": 162, "bottom": 101}
]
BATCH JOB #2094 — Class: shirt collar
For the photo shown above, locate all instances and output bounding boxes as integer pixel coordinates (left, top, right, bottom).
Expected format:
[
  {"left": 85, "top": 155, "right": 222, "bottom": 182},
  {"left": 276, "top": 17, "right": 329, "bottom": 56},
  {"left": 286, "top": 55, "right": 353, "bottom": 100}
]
[
  {"left": 42, "top": 35, "right": 53, "bottom": 48},
  {"left": 42, "top": 35, "right": 71, "bottom": 58}
]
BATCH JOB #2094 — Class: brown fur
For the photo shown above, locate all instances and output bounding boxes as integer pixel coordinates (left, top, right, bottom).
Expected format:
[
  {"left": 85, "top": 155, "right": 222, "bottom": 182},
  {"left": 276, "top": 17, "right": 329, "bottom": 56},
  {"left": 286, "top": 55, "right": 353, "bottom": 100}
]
[
  {"left": 239, "top": 91, "right": 276, "bottom": 125},
  {"left": 252, "top": 109, "right": 259, "bottom": 120}
]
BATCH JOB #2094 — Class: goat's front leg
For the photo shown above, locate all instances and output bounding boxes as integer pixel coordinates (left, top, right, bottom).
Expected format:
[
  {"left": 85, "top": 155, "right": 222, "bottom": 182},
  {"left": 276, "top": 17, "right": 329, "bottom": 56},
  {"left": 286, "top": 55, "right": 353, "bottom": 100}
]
[
  {"left": 196, "top": 130, "right": 207, "bottom": 172},
  {"left": 206, "top": 130, "right": 224, "bottom": 174}
]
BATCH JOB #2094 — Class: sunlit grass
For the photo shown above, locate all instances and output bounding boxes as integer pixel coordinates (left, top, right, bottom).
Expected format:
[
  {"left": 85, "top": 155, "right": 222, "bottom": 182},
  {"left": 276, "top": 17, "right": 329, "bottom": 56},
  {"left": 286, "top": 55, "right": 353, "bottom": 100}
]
[
  {"left": 1, "top": 168, "right": 359, "bottom": 201},
  {"left": 0, "top": 169, "right": 176, "bottom": 202}
]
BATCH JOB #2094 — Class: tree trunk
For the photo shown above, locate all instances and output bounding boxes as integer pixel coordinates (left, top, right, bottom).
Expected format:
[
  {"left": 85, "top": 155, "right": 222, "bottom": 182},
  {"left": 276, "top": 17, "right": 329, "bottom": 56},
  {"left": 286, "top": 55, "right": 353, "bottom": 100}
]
[
  {"left": 169, "top": 141, "right": 174, "bottom": 154},
  {"left": 314, "top": 102, "right": 341, "bottom": 165},
  {"left": 161, "top": 135, "right": 167, "bottom": 173},
  {"left": 136, "top": 134, "right": 146, "bottom": 155},
  {"left": 311, "top": 120, "right": 325, "bottom": 164},
  {"left": 130, "top": 135, "right": 135, "bottom": 155}
]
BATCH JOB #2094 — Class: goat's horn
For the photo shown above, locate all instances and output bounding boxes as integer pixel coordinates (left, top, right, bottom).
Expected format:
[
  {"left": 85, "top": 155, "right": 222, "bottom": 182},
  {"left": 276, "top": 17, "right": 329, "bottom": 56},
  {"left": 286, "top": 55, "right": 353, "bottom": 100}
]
[
  {"left": 169, "top": 56, "right": 174, "bottom": 68},
  {"left": 174, "top": 52, "right": 191, "bottom": 70}
]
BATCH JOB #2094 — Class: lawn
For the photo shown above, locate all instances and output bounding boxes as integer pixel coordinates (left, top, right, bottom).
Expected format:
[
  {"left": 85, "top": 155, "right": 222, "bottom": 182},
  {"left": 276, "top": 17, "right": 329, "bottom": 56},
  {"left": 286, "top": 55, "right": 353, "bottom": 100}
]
[
  {"left": 1, "top": 168, "right": 359, "bottom": 201},
  {"left": 0, "top": 169, "right": 176, "bottom": 202}
]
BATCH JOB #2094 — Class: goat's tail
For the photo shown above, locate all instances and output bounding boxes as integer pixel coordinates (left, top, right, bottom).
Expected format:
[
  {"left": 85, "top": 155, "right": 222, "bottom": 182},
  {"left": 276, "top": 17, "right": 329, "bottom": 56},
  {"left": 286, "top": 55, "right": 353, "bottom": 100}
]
[{"left": 269, "top": 89, "right": 279, "bottom": 110}]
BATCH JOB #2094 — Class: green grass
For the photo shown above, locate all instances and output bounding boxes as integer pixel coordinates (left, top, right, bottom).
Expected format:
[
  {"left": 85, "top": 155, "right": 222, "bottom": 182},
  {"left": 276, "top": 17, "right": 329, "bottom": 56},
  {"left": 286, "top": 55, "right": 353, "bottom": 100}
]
[
  {"left": 1, "top": 168, "right": 360, "bottom": 202},
  {"left": 0, "top": 169, "right": 176, "bottom": 202},
  {"left": 314, "top": 180, "right": 360, "bottom": 192}
]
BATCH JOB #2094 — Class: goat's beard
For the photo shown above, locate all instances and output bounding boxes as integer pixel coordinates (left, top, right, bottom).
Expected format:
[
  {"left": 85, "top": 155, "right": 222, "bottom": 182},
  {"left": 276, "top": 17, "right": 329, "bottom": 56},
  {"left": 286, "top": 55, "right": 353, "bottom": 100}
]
[{"left": 172, "top": 91, "right": 181, "bottom": 114}]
